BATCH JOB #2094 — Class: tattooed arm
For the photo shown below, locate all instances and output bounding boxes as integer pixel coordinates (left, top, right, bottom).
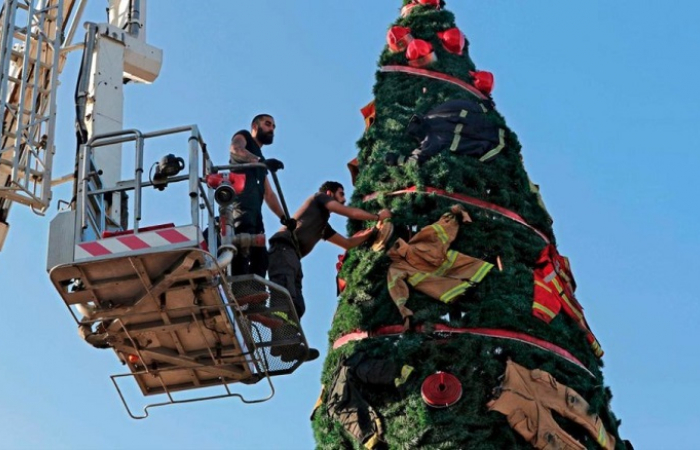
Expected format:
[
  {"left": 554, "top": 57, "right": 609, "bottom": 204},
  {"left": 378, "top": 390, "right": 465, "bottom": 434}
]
[{"left": 229, "top": 133, "right": 261, "bottom": 163}]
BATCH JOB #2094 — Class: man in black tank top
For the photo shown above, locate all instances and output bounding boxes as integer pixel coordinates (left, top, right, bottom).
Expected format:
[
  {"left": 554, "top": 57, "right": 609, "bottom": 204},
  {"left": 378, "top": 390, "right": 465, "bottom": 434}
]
[
  {"left": 228, "top": 114, "right": 287, "bottom": 277},
  {"left": 268, "top": 181, "right": 391, "bottom": 361}
]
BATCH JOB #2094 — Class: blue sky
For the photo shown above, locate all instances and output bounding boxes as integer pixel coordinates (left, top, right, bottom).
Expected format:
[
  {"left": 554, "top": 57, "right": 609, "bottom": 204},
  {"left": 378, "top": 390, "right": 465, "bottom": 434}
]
[{"left": 1, "top": 1, "right": 698, "bottom": 449}]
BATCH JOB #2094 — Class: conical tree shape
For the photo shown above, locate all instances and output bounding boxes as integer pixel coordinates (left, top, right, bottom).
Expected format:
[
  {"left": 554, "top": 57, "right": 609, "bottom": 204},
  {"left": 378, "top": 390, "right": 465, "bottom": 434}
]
[{"left": 313, "top": 2, "right": 625, "bottom": 449}]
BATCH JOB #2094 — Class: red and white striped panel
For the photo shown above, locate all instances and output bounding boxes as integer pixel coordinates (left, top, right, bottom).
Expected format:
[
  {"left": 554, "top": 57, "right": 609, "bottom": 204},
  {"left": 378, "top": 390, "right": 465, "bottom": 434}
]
[{"left": 75, "top": 225, "right": 201, "bottom": 261}]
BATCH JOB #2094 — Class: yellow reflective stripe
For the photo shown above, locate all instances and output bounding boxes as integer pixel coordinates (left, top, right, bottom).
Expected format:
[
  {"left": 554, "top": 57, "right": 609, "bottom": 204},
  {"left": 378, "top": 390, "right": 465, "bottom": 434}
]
[
  {"left": 470, "top": 262, "right": 494, "bottom": 284},
  {"left": 551, "top": 277, "right": 562, "bottom": 291},
  {"left": 534, "top": 280, "right": 553, "bottom": 293},
  {"left": 549, "top": 276, "right": 584, "bottom": 319},
  {"left": 271, "top": 311, "right": 297, "bottom": 328},
  {"left": 450, "top": 124, "right": 464, "bottom": 151},
  {"left": 395, "top": 297, "right": 408, "bottom": 306},
  {"left": 449, "top": 110, "right": 469, "bottom": 152},
  {"left": 558, "top": 270, "right": 572, "bottom": 285},
  {"left": 434, "top": 250, "right": 458, "bottom": 277},
  {"left": 597, "top": 427, "right": 607, "bottom": 447},
  {"left": 431, "top": 224, "right": 449, "bottom": 244},
  {"left": 388, "top": 275, "right": 402, "bottom": 289},
  {"left": 560, "top": 293, "right": 584, "bottom": 321},
  {"left": 440, "top": 282, "right": 472, "bottom": 303},
  {"left": 479, "top": 103, "right": 488, "bottom": 113},
  {"left": 364, "top": 433, "right": 380, "bottom": 450},
  {"left": 533, "top": 302, "right": 557, "bottom": 319},
  {"left": 409, "top": 251, "right": 458, "bottom": 288},
  {"left": 470, "top": 262, "right": 493, "bottom": 284},
  {"left": 479, "top": 128, "right": 506, "bottom": 162},
  {"left": 394, "top": 365, "right": 415, "bottom": 387},
  {"left": 408, "top": 272, "right": 429, "bottom": 286}
]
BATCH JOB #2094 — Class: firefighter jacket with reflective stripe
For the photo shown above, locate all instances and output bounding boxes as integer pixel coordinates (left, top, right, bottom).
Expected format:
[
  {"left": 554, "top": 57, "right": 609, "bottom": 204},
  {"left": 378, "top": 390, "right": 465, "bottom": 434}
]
[
  {"left": 387, "top": 209, "right": 493, "bottom": 319},
  {"left": 532, "top": 244, "right": 603, "bottom": 358},
  {"left": 326, "top": 353, "right": 396, "bottom": 449},
  {"left": 487, "top": 360, "right": 615, "bottom": 450},
  {"left": 406, "top": 98, "right": 506, "bottom": 164}
]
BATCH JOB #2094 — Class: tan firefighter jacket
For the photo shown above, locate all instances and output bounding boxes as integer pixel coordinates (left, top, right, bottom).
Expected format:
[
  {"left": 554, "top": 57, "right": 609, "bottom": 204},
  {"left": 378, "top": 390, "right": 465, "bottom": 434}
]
[
  {"left": 387, "top": 207, "right": 493, "bottom": 319},
  {"left": 487, "top": 360, "right": 615, "bottom": 450}
]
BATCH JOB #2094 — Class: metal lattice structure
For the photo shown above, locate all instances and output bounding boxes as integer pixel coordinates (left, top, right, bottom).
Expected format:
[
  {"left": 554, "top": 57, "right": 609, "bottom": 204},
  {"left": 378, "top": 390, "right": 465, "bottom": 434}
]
[{"left": 0, "top": 0, "right": 75, "bottom": 217}]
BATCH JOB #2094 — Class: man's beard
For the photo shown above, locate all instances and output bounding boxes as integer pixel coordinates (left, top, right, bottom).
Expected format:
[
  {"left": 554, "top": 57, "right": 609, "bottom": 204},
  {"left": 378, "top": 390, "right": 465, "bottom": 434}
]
[{"left": 258, "top": 130, "right": 274, "bottom": 145}]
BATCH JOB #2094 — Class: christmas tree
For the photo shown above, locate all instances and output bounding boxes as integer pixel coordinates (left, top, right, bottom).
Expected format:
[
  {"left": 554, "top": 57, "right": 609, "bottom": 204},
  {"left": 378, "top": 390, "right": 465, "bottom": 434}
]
[{"left": 312, "top": 1, "right": 628, "bottom": 449}]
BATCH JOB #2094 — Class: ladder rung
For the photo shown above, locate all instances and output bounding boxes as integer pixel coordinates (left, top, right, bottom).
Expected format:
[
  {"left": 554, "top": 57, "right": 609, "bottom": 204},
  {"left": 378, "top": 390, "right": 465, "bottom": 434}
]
[
  {"left": 10, "top": 50, "right": 55, "bottom": 70},
  {"left": 13, "top": 29, "right": 28, "bottom": 40},
  {"left": 4, "top": 79, "right": 53, "bottom": 95}
]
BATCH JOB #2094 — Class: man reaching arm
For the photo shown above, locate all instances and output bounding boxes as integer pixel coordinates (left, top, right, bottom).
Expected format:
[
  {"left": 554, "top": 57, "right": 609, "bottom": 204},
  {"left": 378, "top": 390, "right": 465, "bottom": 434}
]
[{"left": 267, "top": 181, "right": 391, "bottom": 362}]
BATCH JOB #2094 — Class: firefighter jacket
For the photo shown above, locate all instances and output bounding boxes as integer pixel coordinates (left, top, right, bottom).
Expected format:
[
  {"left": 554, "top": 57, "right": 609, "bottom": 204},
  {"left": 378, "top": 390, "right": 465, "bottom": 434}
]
[
  {"left": 488, "top": 360, "right": 615, "bottom": 450},
  {"left": 406, "top": 98, "right": 505, "bottom": 164},
  {"left": 326, "top": 353, "right": 396, "bottom": 449},
  {"left": 387, "top": 207, "right": 493, "bottom": 319},
  {"left": 532, "top": 245, "right": 603, "bottom": 358}
]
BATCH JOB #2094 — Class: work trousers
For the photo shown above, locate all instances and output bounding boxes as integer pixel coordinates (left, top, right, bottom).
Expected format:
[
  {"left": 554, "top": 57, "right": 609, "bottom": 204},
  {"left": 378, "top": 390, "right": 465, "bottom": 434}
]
[
  {"left": 327, "top": 354, "right": 395, "bottom": 449},
  {"left": 488, "top": 361, "right": 615, "bottom": 450},
  {"left": 268, "top": 239, "right": 305, "bottom": 319}
]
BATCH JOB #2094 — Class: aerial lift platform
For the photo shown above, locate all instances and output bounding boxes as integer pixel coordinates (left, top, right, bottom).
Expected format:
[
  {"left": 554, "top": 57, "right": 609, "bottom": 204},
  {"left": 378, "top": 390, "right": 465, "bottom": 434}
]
[
  {"left": 0, "top": 0, "right": 310, "bottom": 418},
  {"left": 47, "top": 126, "right": 310, "bottom": 418}
]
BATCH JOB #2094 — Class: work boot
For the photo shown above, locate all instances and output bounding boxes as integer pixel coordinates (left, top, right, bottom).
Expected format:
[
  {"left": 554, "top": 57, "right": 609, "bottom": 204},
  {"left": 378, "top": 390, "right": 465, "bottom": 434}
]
[
  {"left": 305, "top": 347, "right": 320, "bottom": 362},
  {"left": 279, "top": 344, "right": 319, "bottom": 363}
]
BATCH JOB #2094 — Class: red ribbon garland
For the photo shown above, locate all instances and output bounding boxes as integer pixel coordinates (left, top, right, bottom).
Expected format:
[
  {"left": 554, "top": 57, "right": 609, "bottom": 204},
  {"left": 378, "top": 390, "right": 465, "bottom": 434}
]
[
  {"left": 332, "top": 324, "right": 593, "bottom": 378},
  {"left": 363, "top": 186, "right": 550, "bottom": 244},
  {"left": 380, "top": 65, "right": 488, "bottom": 101}
]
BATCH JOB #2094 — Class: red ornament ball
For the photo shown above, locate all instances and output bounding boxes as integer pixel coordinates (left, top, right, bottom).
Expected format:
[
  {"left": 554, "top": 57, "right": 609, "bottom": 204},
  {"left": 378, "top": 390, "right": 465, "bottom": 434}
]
[
  {"left": 470, "top": 70, "right": 495, "bottom": 95},
  {"left": 406, "top": 39, "right": 437, "bottom": 67},
  {"left": 438, "top": 27, "right": 466, "bottom": 55},
  {"left": 401, "top": 0, "right": 440, "bottom": 17},
  {"left": 387, "top": 26, "right": 413, "bottom": 53},
  {"left": 400, "top": 3, "right": 418, "bottom": 17}
]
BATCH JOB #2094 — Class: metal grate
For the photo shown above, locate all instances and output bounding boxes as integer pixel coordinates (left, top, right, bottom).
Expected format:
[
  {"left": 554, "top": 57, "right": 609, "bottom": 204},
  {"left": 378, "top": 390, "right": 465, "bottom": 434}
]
[{"left": 229, "top": 274, "right": 308, "bottom": 376}]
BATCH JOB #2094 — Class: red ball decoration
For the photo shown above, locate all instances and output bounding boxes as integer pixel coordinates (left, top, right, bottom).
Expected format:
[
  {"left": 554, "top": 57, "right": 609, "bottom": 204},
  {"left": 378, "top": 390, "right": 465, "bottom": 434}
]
[
  {"left": 406, "top": 39, "right": 437, "bottom": 68},
  {"left": 437, "top": 27, "right": 465, "bottom": 55},
  {"left": 469, "top": 70, "right": 495, "bottom": 95},
  {"left": 400, "top": 3, "right": 418, "bottom": 17},
  {"left": 387, "top": 26, "right": 414, "bottom": 53},
  {"left": 421, "top": 372, "right": 462, "bottom": 408},
  {"left": 401, "top": 0, "right": 440, "bottom": 17}
]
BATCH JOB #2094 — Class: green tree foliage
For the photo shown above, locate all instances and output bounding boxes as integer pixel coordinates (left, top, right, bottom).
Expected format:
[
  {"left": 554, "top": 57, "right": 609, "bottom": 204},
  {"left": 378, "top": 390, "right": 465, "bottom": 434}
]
[{"left": 313, "top": 2, "right": 624, "bottom": 449}]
